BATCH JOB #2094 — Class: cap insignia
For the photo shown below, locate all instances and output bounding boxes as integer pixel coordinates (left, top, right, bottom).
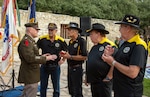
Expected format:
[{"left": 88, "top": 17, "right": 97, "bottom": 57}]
[
  {"left": 49, "top": 24, "right": 55, "bottom": 27},
  {"left": 126, "top": 17, "right": 137, "bottom": 23}
]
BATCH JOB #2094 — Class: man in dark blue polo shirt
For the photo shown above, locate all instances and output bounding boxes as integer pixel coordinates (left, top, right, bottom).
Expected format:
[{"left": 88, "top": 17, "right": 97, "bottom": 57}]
[
  {"left": 102, "top": 14, "right": 148, "bottom": 97},
  {"left": 37, "top": 23, "right": 68, "bottom": 97},
  {"left": 60, "top": 22, "right": 87, "bottom": 97},
  {"left": 86, "top": 23, "right": 117, "bottom": 97}
]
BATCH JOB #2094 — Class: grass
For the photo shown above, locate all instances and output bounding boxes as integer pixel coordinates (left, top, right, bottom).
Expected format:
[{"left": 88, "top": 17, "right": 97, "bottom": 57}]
[{"left": 143, "top": 78, "right": 150, "bottom": 97}]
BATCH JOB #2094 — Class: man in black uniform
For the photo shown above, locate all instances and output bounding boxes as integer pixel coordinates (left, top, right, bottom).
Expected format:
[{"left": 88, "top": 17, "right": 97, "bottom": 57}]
[
  {"left": 37, "top": 23, "right": 67, "bottom": 97},
  {"left": 86, "top": 23, "right": 117, "bottom": 97},
  {"left": 60, "top": 22, "right": 87, "bottom": 97},
  {"left": 102, "top": 14, "right": 148, "bottom": 97}
]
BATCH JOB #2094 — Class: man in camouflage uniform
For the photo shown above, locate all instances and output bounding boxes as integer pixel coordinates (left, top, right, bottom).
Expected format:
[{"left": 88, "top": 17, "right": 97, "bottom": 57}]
[{"left": 18, "top": 22, "right": 57, "bottom": 97}]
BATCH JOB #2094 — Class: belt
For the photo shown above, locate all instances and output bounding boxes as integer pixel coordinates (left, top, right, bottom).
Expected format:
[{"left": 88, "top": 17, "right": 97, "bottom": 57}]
[{"left": 69, "top": 64, "right": 81, "bottom": 68}]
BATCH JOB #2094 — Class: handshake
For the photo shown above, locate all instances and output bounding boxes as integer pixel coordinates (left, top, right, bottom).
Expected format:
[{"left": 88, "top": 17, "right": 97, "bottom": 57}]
[{"left": 42, "top": 53, "right": 57, "bottom": 61}]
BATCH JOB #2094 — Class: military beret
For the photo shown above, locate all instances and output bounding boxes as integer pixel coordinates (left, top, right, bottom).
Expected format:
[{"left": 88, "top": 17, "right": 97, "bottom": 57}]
[{"left": 24, "top": 22, "right": 40, "bottom": 30}]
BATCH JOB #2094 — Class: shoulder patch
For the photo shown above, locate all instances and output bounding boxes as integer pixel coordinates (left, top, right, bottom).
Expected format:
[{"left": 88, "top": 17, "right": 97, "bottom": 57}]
[{"left": 24, "top": 40, "right": 29, "bottom": 46}]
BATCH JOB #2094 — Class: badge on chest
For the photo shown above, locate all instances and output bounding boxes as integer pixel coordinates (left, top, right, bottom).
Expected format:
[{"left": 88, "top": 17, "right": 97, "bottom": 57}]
[
  {"left": 55, "top": 42, "right": 60, "bottom": 48},
  {"left": 74, "top": 43, "right": 78, "bottom": 48}
]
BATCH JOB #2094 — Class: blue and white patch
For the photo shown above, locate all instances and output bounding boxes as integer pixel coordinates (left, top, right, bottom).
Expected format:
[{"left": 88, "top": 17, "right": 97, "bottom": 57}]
[
  {"left": 123, "top": 47, "right": 130, "bottom": 53},
  {"left": 55, "top": 43, "right": 60, "bottom": 48},
  {"left": 99, "top": 46, "right": 104, "bottom": 52},
  {"left": 74, "top": 43, "right": 78, "bottom": 48}
]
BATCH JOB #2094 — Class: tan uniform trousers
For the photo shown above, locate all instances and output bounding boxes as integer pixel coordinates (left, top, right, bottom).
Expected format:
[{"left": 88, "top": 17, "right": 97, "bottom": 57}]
[{"left": 20, "top": 83, "right": 38, "bottom": 97}]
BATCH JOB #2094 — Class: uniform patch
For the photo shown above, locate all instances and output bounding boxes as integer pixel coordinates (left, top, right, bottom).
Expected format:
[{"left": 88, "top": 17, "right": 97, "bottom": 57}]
[
  {"left": 99, "top": 46, "right": 104, "bottom": 51},
  {"left": 24, "top": 40, "right": 29, "bottom": 46},
  {"left": 74, "top": 43, "right": 78, "bottom": 48},
  {"left": 123, "top": 47, "right": 130, "bottom": 53},
  {"left": 55, "top": 43, "right": 60, "bottom": 48}
]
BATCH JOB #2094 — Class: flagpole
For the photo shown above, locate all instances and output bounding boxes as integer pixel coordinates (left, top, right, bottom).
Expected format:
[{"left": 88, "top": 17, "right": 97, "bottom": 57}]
[{"left": 11, "top": 34, "right": 15, "bottom": 88}]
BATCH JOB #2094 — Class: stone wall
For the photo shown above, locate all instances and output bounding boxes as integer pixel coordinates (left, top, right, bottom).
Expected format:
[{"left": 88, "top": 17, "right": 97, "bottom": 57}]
[
  {"left": 0, "top": 8, "right": 120, "bottom": 61},
  {"left": 16, "top": 10, "right": 120, "bottom": 41}
]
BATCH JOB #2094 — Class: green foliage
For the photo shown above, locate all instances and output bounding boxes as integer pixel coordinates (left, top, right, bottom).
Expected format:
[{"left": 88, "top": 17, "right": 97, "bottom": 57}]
[
  {"left": 136, "top": 0, "right": 150, "bottom": 28},
  {"left": 0, "top": 0, "right": 149, "bottom": 27},
  {"left": 17, "top": 0, "right": 29, "bottom": 10},
  {"left": 0, "top": 1, "right": 2, "bottom": 5},
  {"left": 143, "top": 78, "right": 150, "bottom": 97}
]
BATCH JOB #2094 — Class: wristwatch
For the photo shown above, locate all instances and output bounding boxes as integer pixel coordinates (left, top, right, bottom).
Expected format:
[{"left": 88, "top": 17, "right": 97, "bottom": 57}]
[{"left": 105, "top": 76, "right": 111, "bottom": 81}]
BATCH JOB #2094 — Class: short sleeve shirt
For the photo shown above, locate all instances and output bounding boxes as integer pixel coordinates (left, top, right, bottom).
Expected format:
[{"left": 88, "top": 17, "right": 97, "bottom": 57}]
[
  {"left": 113, "top": 34, "right": 148, "bottom": 96},
  {"left": 67, "top": 36, "right": 87, "bottom": 66},
  {"left": 86, "top": 37, "right": 117, "bottom": 83},
  {"left": 37, "top": 35, "right": 68, "bottom": 64}
]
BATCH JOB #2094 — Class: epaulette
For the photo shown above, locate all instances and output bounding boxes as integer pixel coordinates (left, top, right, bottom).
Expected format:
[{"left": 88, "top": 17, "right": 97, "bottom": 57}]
[{"left": 128, "top": 34, "right": 147, "bottom": 50}]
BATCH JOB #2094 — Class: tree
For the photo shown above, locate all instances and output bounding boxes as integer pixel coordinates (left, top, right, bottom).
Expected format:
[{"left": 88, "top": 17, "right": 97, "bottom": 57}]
[{"left": 11, "top": 0, "right": 150, "bottom": 28}]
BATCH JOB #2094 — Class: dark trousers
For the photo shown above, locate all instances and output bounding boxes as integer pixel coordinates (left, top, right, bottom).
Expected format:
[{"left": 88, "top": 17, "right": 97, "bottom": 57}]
[
  {"left": 40, "top": 64, "right": 60, "bottom": 97},
  {"left": 114, "top": 92, "right": 143, "bottom": 97},
  {"left": 68, "top": 66, "right": 83, "bottom": 97},
  {"left": 91, "top": 80, "right": 112, "bottom": 97}
]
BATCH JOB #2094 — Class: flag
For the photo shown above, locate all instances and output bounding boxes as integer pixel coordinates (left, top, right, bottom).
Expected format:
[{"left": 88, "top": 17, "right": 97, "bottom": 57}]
[
  {"left": 28, "top": 0, "right": 36, "bottom": 23},
  {"left": 1, "top": 0, "right": 20, "bottom": 28},
  {"left": 0, "top": 0, "right": 19, "bottom": 75},
  {"left": 1, "top": 0, "right": 9, "bottom": 28},
  {"left": 14, "top": 0, "right": 21, "bottom": 26}
]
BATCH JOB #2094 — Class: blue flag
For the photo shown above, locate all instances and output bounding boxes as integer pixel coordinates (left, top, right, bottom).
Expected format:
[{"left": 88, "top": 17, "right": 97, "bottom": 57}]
[{"left": 28, "top": 0, "right": 36, "bottom": 23}]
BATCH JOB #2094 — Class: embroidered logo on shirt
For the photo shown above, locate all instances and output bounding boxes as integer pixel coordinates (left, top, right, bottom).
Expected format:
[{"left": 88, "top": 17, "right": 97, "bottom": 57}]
[
  {"left": 123, "top": 47, "right": 130, "bottom": 53},
  {"left": 55, "top": 43, "right": 60, "bottom": 48},
  {"left": 99, "top": 46, "right": 104, "bottom": 52},
  {"left": 74, "top": 43, "right": 78, "bottom": 48}
]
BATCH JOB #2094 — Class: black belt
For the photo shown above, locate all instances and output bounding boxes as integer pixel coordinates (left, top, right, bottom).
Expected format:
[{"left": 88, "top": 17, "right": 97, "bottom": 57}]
[{"left": 69, "top": 64, "right": 81, "bottom": 68}]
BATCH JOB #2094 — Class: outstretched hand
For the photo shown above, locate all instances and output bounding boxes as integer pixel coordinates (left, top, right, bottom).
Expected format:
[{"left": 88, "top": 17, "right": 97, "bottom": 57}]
[{"left": 45, "top": 54, "right": 57, "bottom": 61}]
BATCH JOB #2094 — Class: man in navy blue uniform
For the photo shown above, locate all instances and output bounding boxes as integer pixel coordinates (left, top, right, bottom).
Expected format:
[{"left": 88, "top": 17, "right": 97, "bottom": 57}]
[
  {"left": 102, "top": 14, "right": 148, "bottom": 97},
  {"left": 86, "top": 23, "right": 117, "bottom": 97},
  {"left": 37, "top": 23, "right": 67, "bottom": 97},
  {"left": 60, "top": 22, "right": 87, "bottom": 97}
]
